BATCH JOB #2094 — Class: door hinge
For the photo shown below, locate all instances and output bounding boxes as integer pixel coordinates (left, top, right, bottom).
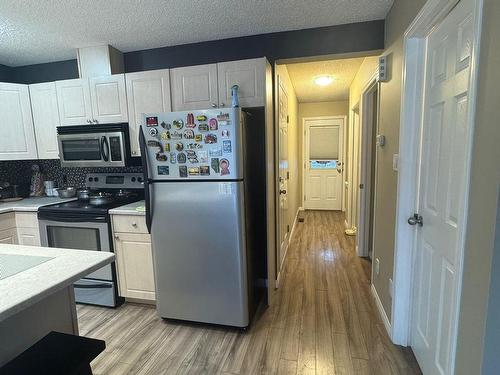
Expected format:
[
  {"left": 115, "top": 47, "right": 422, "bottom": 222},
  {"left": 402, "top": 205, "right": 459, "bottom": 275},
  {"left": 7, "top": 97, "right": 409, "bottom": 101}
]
[
  {"left": 286, "top": 115, "right": 289, "bottom": 123},
  {"left": 286, "top": 171, "right": 289, "bottom": 179},
  {"left": 287, "top": 224, "right": 290, "bottom": 233}
]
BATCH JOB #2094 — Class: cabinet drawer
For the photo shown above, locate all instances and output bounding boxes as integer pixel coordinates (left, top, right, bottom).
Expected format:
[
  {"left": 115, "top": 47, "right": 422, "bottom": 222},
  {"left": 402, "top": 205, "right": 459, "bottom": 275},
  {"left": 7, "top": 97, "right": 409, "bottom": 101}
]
[
  {"left": 112, "top": 215, "right": 148, "bottom": 234},
  {"left": 0, "top": 228, "right": 18, "bottom": 244},
  {"left": 17, "top": 227, "right": 41, "bottom": 246},
  {"left": 0, "top": 212, "right": 16, "bottom": 231},
  {"left": 15, "top": 212, "right": 39, "bottom": 228}
]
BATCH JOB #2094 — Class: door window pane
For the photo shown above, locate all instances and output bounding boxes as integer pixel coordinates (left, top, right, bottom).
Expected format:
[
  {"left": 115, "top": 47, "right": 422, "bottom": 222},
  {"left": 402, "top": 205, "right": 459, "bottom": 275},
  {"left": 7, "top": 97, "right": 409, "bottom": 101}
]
[
  {"left": 310, "top": 160, "right": 338, "bottom": 169},
  {"left": 309, "top": 126, "right": 339, "bottom": 159}
]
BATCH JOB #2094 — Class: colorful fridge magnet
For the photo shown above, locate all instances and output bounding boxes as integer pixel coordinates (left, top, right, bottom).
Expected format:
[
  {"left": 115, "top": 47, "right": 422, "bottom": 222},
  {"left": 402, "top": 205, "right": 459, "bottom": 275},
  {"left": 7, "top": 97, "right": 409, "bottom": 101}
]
[
  {"left": 198, "top": 123, "right": 209, "bottom": 132},
  {"left": 188, "top": 167, "right": 200, "bottom": 176},
  {"left": 160, "top": 131, "right": 170, "bottom": 140},
  {"left": 209, "top": 147, "right": 223, "bottom": 157},
  {"left": 209, "top": 118, "right": 218, "bottom": 130},
  {"left": 170, "top": 152, "right": 176, "bottom": 163},
  {"left": 146, "top": 116, "right": 158, "bottom": 127},
  {"left": 173, "top": 119, "right": 184, "bottom": 130},
  {"left": 211, "top": 158, "right": 220, "bottom": 173},
  {"left": 156, "top": 153, "right": 167, "bottom": 162},
  {"left": 164, "top": 143, "right": 171, "bottom": 152},
  {"left": 179, "top": 166, "right": 188, "bottom": 178},
  {"left": 198, "top": 150, "right": 208, "bottom": 163},
  {"left": 186, "top": 113, "right": 196, "bottom": 128},
  {"left": 220, "top": 158, "right": 230, "bottom": 175},
  {"left": 149, "top": 127, "right": 158, "bottom": 137},
  {"left": 177, "top": 152, "right": 187, "bottom": 164},
  {"left": 223, "top": 140, "right": 232, "bottom": 153},
  {"left": 197, "top": 115, "right": 207, "bottom": 121},
  {"left": 195, "top": 134, "right": 203, "bottom": 142},
  {"left": 188, "top": 157, "right": 199, "bottom": 164},
  {"left": 158, "top": 166, "right": 169, "bottom": 175},
  {"left": 170, "top": 131, "right": 182, "bottom": 140},
  {"left": 175, "top": 142, "right": 184, "bottom": 152},
  {"left": 205, "top": 133, "right": 217, "bottom": 144},
  {"left": 221, "top": 129, "right": 230, "bottom": 138},
  {"left": 147, "top": 140, "right": 161, "bottom": 147},
  {"left": 187, "top": 143, "right": 202, "bottom": 149},
  {"left": 183, "top": 129, "right": 195, "bottom": 139},
  {"left": 217, "top": 112, "right": 231, "bottom": 126},
  {"left": 160, "top": 121, "right": 171, "bottom": 129},
  {"left": 200, "top": 166, "right": 210, "bottom": 176}
]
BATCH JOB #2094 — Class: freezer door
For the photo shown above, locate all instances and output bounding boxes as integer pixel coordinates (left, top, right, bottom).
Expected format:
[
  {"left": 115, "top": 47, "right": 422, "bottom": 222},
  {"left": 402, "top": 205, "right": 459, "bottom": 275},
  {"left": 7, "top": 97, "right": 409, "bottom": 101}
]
[
  {"left": 151, "top": 181, "right": 249, "bottom": 327},
  {"left": 141, "top": 108, "right": 243, "bottom": 180}
]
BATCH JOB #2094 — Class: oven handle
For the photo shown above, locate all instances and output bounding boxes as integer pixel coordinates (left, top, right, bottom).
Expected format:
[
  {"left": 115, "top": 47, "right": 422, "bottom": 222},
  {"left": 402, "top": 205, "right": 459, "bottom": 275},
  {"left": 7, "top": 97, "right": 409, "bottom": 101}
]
[
  {"left": 139, "top": 126, "right": 153, "bottom": 234},
  {"left": 74, "top": 283, "right": 112, "bottom": 289},
  {"left": 101, "top": 136, "right": 110, "bottom": 162},
  {"left": 37, "top": 212, "right": 107, "bottom": 223}
]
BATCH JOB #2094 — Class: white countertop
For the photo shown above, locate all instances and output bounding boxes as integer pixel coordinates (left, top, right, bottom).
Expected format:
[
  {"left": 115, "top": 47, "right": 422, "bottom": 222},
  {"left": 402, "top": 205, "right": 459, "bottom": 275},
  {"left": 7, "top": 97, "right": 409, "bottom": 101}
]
[
  {"left": 109, "top": 200, "right": 146, "bottom": 216},
  {"left": 0, "top": 197, "right": 77, "bottom": 214},
  {"left": 0, "top": 244, "right": 114, "bottom": 322}
]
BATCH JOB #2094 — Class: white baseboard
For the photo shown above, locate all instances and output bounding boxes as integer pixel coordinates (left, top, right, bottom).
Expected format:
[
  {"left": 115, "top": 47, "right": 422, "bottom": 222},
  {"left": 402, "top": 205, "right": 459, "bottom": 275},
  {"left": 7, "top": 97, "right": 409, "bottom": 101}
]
[
  {"left": 371, "top": 284, "right": 391, "bottom": 337},
  {"left": 276, "top": 208, "right": 301, "bottom": 290}
]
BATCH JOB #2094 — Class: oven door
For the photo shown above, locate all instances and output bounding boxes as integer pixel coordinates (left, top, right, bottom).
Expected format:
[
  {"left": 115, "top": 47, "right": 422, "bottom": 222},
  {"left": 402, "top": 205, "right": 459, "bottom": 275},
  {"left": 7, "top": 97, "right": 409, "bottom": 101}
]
[{"left": 58, "top": 132, "right": 126, "bottom": 168}]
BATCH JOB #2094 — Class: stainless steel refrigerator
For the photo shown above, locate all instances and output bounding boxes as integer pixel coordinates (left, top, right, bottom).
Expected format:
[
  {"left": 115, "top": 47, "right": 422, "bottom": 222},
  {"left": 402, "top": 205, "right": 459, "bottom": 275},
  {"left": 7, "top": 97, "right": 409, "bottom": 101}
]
[{"left": 139, "top": 108, "right": 250, "bottom": 327}]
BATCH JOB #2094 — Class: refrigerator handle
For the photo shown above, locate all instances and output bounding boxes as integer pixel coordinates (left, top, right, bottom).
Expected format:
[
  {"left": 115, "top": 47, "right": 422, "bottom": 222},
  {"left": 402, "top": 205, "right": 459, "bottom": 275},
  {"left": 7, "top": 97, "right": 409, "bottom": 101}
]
[{"left": 139, "top": 126, "right": 153, "bottom": 234}]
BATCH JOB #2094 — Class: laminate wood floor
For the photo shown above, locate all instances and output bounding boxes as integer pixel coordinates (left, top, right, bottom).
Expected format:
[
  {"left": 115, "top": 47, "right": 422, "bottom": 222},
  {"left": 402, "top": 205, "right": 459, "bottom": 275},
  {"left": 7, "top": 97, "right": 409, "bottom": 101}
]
[{"left": 78, "top": 210, "right": 421, "bottom": 374}]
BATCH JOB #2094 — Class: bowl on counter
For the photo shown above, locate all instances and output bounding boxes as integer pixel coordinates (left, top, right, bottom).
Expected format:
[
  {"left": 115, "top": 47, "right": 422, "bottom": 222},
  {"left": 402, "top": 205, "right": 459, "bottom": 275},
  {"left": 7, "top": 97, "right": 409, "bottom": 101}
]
[{"left": 56, "top": 187, "right": 77, "bottom": 198}]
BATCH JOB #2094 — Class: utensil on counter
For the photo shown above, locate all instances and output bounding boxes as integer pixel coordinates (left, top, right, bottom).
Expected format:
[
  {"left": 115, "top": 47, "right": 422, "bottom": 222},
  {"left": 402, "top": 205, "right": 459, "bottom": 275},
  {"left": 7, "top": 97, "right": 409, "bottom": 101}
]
[
  {"left": 77, "top": 189, "right": 91, "bottom": 201},
  {"left": 57, "top": 187, "right": 77, "bottom": 198}
]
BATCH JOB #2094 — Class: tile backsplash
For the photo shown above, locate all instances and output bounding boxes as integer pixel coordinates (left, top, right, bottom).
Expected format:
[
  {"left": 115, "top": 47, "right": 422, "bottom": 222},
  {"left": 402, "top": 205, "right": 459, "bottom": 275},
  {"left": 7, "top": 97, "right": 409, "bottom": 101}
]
[{"left": 0, "top": 159, "right": 143, "bottom": 189}]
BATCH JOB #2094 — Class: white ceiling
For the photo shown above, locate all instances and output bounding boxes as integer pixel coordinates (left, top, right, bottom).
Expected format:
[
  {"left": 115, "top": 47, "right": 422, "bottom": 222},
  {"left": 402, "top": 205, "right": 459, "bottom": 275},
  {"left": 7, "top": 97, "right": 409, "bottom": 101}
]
[
  {"left": 286, "top": 57, "right": 365, "bottom": 102},
  {"left": 0, "top": 0, "right": 393, "bottom": 67}
]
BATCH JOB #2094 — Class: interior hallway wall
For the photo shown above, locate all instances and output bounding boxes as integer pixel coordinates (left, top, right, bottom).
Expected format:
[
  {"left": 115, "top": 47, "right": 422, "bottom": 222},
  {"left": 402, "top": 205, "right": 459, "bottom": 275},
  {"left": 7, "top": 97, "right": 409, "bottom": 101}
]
[
  {"left": 372, "top": 0, "right": 427, "bottom": 322},
  {"left": 276, "top": 65, "right": 300, "bottom": 243},
  {"left": 298, "top": 100, "right": 349, "bottom": 205}
]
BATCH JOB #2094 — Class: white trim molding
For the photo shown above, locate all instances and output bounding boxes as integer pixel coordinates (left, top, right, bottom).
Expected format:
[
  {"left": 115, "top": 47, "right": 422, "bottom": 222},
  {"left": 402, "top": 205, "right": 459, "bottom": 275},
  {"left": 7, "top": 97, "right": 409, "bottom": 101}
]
[
  {"left": 391, "top": 4, "right": 483, "bottom": 369},
  {"left": 372, "top": 284, "right": 391, "bottom": 335},
  {"left": 276, "top": 207, "right": 301, "bottom": 288}
]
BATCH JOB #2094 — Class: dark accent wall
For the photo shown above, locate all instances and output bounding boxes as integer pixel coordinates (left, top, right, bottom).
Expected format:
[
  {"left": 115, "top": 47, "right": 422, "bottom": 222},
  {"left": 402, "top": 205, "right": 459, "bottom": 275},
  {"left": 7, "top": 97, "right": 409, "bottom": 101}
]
[
  {"left": 0, "top": 64, "right": 13, "bottom": 82},
  {"left": 10, "top": 20, "right": 384, "bottom": 84}
]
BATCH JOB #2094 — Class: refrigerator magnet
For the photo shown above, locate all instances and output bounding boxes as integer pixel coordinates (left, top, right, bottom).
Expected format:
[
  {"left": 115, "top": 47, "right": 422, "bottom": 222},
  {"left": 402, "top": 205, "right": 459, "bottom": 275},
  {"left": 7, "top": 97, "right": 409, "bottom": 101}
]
[
  {"left": 187, "top": 143, "right": 202, "bottom": 149},
  {"left": 198, "top": 123, "right": 209, "bottom": 132},
  {"left": 173, "top": 119, "right": 184, "bottom": 130},
  {"left": 220, "top": 159, "right": 230, "bottom": 175},
  {"left": 195, "top": 134, "right": 203, "bottom": 142},
  {"left": 164, "top": 143, "right": 171, "bottom": 152},
  {"left": 177, "top": 152, "right": 187, "bottom": 164},
  {"left": 147, "top": 140, "right": 161, "bottom": 147},
  {"left": 160, "top": 131, "right": 170, "bottom": 140},
  {"left": 221, "top": 129, "right": 230, "bottom": 138},
  {"left": 223, "top": 140, "right": 232, "bottom": 153},
  {"left": 158, "top": 166, "right": 169, "bottom": 175},
  {"left": 179, "top": 166, "right": 188, "bottom": 177},
  {"left": 160, "top": 121, "right": 171, "bottom": 129},
  {"left": 156, "top": 153, "right": 168, "bottom": 162},
  {"left": 146, "top": 116, "right": 158, "bottom": 127},
  {"left": 186, "top": 113, "right": 196, "bottom": 128},
  {"left": 170, "top": 152, "right": 176, "bottom": 163},
  {"left": 197, "top": 115, "right": 207, "bottom": 121},
  {"left": 188, "top": 167, "right": 200, "bottom": 176},
  {"left": 188, "top": 157, "right": 199, "bottom": 164},
  {"left": 211, "top": 158, "right": 220, "bottom": 173},
  {"left": 204, "top": 134, "right": 217, "bottom": 144},
  {"left": 183, "top": 129, "right": 195, "bottom": 139},
  {"left": 171, "top": 131, "right": 182, "bottom": 140},
  {"left": 209, "top": 147, "right": 223, "bottom": 157},
  {"left": 200, "top": 166, "right": 210, "bottom": 176},
  {"left": 209, "top": 118, "right": 218, "bottom": 130},
  {"left": 175, "top": 142, "right": 184, "bottom": 152},
  {"left": 198, "top": 151, "right": 208, "bottom": 163},
  {"left": 149, "top": 128, "right": 158, "bottom": 137}
]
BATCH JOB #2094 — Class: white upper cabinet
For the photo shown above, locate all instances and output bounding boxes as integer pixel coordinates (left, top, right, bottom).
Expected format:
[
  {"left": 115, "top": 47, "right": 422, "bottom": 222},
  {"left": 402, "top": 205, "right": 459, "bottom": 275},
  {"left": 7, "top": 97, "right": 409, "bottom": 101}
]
[
  {"left": 89, "top": 74, "right": 128, "bottom": 124},
  {"left": 170, "top": 64, "right": 218, "bottom": 111},
  {"left": 217, "top": 58, "right": 265, "bottom": 108},
  {"left": 55, "top": 78, "right": 92, "bottom": 126},
  {"left": 29, "top": 82, "right": 60, "bottom": 159},
  {"left": 56, "top": 75, "right": 128, "bottom": 126},
  {"left": 0, "top": 83, "right": 38, "bottom": 160},
  {"left": 126, "top": 69, "right": 172, "bottom": 156}
]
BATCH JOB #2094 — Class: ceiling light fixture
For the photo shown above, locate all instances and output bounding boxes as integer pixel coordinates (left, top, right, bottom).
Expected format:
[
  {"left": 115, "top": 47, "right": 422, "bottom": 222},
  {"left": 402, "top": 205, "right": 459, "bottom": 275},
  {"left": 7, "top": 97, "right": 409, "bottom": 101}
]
[{"left": 313, "top": 75, "right": 334, "bottom": 86}]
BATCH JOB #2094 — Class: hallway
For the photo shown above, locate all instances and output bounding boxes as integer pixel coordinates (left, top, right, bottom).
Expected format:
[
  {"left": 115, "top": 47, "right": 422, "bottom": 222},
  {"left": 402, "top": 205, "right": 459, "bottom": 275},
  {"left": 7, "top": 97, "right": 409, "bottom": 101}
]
[{"left": 78, "top": 211, "right": 421, "bottom": 374}]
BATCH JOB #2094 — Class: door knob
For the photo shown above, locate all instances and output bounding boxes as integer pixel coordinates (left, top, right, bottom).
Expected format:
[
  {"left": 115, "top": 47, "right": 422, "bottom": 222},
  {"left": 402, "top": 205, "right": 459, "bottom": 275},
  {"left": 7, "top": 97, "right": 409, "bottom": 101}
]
[
  {"left": 407, "top": 213, "right": 423, "bottom": 227},
  {"left": 280, "top": 189, "right": 287, "bottom": 195}
]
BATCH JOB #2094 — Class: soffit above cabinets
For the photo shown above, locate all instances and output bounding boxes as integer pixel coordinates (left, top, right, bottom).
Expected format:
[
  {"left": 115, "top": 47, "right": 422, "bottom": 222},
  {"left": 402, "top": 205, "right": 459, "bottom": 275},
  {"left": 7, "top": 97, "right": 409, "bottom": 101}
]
[{"left": 0, "top": 0, "right": 393, "bottom": 67}]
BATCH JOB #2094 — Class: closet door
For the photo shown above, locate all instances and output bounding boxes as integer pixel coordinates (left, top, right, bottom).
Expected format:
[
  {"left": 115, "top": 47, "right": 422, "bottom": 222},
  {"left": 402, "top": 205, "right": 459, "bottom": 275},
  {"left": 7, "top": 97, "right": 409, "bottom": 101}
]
[{"left": 170, "top": 64, "right": 218, "bottom": 111}]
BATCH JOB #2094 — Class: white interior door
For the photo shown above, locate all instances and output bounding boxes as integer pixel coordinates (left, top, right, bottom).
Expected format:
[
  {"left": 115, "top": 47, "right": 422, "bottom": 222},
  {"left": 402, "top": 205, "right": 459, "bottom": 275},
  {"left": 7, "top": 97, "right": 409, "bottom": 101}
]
[
  {"left": 411, "top": 0, "right": 475, "bottom": 373},
  {"left": 304, "top": 118, "right": 344, "bottom": 210},
  {"left": 277, "top": 76, "right": 289, "bottom": 273}
]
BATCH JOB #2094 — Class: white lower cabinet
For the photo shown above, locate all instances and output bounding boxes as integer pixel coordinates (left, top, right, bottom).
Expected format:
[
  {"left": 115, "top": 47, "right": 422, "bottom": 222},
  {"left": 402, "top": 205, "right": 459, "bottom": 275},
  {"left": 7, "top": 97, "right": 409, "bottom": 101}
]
[
  {"left": 0, "top": 228, "right": 18, "bottom": 244},
  {"left": 15, "top": 212, "right": 41, "bottom": 246},
  {"left": 112, "top": 215, "right": 155, "bottom": 302}
]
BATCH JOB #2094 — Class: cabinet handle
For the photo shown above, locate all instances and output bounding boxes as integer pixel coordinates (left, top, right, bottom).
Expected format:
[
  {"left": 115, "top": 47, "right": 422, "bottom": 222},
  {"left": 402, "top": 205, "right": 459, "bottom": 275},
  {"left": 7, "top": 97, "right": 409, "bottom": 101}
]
[
  {"left": 131, "top": 222, "right": 137, "bottom": 227},
  {"left": 220, "top": 103, "right": 225, "bottom": 107},
  {"left": 211, "top": 103, "right": 217, "bottom": 108},
  {"left": 87, "top": 119, "right": 92, "bottom": 124},
  {"left": 114, "top": 235, "right": 119, "bottom": 240},
  {"left": 93, "top": 119, "right": 99, "bottom": 124}
]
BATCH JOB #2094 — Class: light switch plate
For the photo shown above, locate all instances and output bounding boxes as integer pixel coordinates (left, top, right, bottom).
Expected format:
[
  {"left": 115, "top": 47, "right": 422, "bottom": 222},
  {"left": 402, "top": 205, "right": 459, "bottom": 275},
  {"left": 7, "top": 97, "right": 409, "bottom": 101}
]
[
  {"left": 393, "top": 154, "right": 399, "bottom": 171},
  {"left": 375, "top": 258, "right": 380, "bottom": 275}
]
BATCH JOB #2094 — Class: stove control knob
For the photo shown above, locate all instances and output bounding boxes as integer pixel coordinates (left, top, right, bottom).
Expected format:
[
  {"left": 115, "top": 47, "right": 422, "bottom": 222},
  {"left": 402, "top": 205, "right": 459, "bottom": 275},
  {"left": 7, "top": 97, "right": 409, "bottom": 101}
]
[
  {"left": 131, "top": 177, "right": 136, "bottom": 182},
  {"left": 94, "top": 177, "right": 99, "bottom": 182},
  {"left": 138, "top": 177, "right": 143, "bottom": 183},
  {"left": 88, "top": 177, "right": 93, "bottom": 182}
]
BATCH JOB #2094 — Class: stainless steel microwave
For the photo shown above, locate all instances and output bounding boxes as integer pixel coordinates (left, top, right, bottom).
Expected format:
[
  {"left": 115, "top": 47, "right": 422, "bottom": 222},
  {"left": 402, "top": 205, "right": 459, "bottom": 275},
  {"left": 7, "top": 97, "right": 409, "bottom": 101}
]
[{"left": 57, "top": 123, "right": 131, "bottom": 167}]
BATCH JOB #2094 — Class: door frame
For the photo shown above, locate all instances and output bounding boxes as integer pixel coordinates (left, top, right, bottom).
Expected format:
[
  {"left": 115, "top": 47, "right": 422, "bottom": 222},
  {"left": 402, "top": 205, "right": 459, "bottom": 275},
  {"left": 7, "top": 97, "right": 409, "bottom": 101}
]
[
  {"left": 357, "top": 73, "right": 380, "bottom": 257},
  {"left": 391, "top": 0, "right": 483, "bottom": 360},
  {"left": 301, "top": 115, "right": 346, "bottom": 210}
]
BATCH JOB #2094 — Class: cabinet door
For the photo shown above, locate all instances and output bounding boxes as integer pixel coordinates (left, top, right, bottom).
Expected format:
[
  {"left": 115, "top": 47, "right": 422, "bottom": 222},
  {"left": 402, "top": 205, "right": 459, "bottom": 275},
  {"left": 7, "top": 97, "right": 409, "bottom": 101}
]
[
  {"left": 0, "top": 228, "right": 18, "bottom": 244},
  {"left": 55, "top": 78, "right": 92, "bottom": 126},
  {"left": 170, "top": 64, "right": 218, "bottom": 111},
  {"left": 217, "top": 58, "right": 265, "bottom": 108},
  {"left": 17, "top": 227, "right": 41, "bottom": 246},
  {"left": 89, "top": 74, "right": 128, "bottom": 124},
  {"left": 114, "top": 232, "right": 156, "bottom": 301},
  {"left": 29, "top": 82, "right": 61, "bottom": 159},
  {"left": 0, "top": 83, "right": 38, "bottom": 160},
  {"left": 126, "top": 69, "right": 172, "bottom": 156}
]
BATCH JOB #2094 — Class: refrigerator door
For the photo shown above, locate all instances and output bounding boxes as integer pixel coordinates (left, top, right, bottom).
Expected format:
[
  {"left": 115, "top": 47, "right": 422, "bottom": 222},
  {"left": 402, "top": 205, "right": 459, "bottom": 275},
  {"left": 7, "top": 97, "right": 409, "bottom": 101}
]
[
  {"left": 142, "top": 108, "right": 243, "bottom": 181},
  {"left": 151, "top": 180, "right": 249, "bottom": 327}
]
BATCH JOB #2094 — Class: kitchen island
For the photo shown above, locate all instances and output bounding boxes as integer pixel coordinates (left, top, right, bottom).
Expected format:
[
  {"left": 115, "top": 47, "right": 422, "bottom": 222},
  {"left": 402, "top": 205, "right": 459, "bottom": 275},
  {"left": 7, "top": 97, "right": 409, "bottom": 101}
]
[{"left": 0, "top": 244, "right": 114, "bottom": 366}]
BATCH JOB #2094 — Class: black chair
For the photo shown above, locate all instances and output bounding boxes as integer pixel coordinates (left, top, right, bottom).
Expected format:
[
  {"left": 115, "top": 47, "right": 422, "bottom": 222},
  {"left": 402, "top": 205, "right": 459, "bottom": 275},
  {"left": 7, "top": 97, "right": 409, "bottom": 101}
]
[{"left": 0, "top": 331, "right": 105, "bottom": 375}]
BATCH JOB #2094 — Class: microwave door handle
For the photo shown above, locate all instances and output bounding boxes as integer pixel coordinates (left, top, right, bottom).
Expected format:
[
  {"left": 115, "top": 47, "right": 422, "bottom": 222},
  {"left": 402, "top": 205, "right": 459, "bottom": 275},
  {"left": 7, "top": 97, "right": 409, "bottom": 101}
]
[
  {"left": 101, "top": 136, "right": 110, "bottom": 161},
  {"left": 139, "top": 126, "right": 153, "bottom": 234}
]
